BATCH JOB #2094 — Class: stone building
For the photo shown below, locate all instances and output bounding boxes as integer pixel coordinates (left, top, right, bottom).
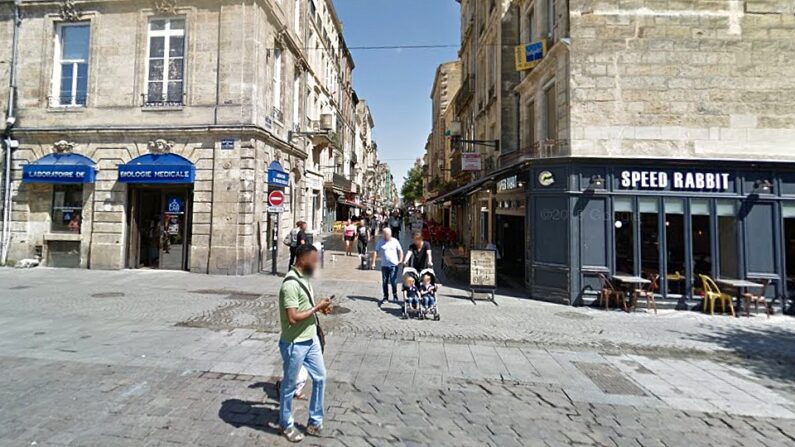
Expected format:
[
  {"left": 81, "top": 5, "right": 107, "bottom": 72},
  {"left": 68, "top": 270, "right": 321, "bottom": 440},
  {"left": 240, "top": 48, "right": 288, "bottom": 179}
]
[
  {"left": 433, "top": 0, "right": 795, "bottom": 312},
  {"left": 0, "top": 0, "right": 383, "bottom": 273},
  {"left": 425, "top": 60, "right": 461, "bottom": 224}
]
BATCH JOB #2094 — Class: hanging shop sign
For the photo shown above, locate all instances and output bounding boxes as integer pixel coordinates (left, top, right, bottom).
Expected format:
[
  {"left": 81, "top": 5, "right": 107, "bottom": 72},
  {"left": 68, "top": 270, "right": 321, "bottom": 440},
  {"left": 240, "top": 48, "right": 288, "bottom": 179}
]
[
  {"left": 619, "top": 170, "right": 732, "bottom": 192},
  {"left": 461, "top": 153, "right": 482, "bottom": 171},
  {"left": 514, "top": 40, "right": 547, "bottom": 71},
  {"left": 267, "top": 161, "right": 290, "bottom": 188}
]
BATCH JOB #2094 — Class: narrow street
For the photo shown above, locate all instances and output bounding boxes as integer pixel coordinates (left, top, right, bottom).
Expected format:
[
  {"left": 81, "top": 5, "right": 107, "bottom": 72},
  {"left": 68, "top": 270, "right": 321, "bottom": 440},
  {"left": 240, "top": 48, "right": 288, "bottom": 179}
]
[{"left": 1, "top": 234, "right": 794, "bottom": 447}]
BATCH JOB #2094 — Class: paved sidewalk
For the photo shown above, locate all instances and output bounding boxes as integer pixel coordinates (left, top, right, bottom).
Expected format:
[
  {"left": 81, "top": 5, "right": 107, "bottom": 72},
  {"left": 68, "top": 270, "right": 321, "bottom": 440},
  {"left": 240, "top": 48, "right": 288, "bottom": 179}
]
[{"left": 2, "top": 241, "right": 795, "bottom": 446}]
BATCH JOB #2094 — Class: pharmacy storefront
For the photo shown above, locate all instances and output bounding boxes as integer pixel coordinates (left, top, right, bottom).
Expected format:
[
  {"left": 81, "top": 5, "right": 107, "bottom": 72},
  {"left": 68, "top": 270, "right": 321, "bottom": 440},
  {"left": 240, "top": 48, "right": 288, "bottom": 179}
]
[{"left": 527, "top": 157, "right": 795, "bottom": 314}]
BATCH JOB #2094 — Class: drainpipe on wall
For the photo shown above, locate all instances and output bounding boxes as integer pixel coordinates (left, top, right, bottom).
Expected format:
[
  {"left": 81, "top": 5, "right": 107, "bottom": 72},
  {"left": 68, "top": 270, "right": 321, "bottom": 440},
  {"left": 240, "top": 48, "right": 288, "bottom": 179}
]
[{"left": 1, "top": 0, "right": 21, "bottom": 266}]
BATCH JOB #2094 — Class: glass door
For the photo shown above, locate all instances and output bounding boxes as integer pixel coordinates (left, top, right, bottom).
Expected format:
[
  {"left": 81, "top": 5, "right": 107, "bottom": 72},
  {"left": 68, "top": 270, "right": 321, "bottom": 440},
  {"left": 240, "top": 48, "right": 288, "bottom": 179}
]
[
  {"left": 160, "top": 191, "right": 190, "bottom": 270},
  {"left": 716, "top": 200, "right": 739, "bottom": 279},
  {"left": 691, "top": 199, "right": 712, "bottom": 296},
  {"left": 664, "top": 199, "right": 685, "bottom": 297},
  {"left": 639, "top": 198, "right": 661, "bottom": 280},
  {"left": 784, "top": 203, "right": 795, "bottom": 309},
  {"left": 613, "top": 197, "right": 634, "bottom": 275}
]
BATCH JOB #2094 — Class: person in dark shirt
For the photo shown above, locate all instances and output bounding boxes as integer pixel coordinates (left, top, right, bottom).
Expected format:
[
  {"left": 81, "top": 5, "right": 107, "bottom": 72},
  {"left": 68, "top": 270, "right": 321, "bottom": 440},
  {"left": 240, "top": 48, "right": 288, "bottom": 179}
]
[
  {"left": 296, "top": 221, "right": 308, "bottom": 247},
  {"left": 403, "top": 231, "right": 433, "bottom": 271}
]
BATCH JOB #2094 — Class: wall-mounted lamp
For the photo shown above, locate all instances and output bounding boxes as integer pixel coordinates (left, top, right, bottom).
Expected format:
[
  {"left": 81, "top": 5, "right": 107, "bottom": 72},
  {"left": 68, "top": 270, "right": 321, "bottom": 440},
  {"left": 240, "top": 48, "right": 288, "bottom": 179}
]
[
  {"left": 589, "top": 174, "right": 605, "bottom": 189},
  {"left": 753, "top": 179, "right": 773, "bottom": 194}
]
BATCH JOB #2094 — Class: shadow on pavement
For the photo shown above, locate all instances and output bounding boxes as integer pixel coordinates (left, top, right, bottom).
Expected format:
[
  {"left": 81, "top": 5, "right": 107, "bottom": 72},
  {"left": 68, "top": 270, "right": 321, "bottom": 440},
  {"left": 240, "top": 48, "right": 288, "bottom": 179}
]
[
  {"left": 684, "top": 325, "right": 795, "bottom": 385},
  {"left": 347, "top": 295, "right": 404, "bottom": 318},
  {"left": 218, "top": 397, "right": 280, "bottom": 435}
]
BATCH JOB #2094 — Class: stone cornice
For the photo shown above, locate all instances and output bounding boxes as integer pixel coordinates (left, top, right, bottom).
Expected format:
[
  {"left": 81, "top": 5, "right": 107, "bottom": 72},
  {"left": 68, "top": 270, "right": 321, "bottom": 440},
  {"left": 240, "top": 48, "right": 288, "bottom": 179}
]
[{"left": 11, "top": 124, "right": 309, "bottom": 159}]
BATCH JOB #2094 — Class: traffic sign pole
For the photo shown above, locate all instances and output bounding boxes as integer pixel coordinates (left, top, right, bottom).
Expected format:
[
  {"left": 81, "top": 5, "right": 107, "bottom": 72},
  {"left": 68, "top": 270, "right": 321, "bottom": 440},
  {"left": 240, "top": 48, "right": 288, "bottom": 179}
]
[{"left": 271, "top": 212, "right": 278, "bottom": 275}]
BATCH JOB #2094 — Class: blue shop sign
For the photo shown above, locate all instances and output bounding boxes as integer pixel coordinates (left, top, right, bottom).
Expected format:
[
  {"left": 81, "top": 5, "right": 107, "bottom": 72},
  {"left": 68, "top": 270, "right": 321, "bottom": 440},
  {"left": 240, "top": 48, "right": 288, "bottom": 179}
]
[
  {"left": 22, "top": 153, "right": 97, "bottom": 184},
  {"left": 118, "top": 153, "right": 196, "bottom": 184},
  {"left": 267, "top": 161, "right": 290, "bottom": 187},
  {"left": 166, "top": 196, "right": 185, "bottom": 214}
]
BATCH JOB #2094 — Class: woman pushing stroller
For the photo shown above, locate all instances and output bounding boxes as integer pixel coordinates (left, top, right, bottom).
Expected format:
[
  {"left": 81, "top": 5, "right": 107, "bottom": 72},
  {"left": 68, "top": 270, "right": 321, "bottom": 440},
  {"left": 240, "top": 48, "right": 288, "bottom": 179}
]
[{"left": 399, "top": 231, "right": 441, "bottom": 320}]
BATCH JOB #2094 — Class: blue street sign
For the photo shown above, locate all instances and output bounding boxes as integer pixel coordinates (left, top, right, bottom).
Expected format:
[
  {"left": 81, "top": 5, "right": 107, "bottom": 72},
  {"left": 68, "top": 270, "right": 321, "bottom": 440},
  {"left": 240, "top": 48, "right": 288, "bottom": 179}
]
[
  {"left": 221, "top": 139, "right": 235, "bottom": 150},
  {"left": 267, "top": 161, "right": 290, "bottom": 187}
]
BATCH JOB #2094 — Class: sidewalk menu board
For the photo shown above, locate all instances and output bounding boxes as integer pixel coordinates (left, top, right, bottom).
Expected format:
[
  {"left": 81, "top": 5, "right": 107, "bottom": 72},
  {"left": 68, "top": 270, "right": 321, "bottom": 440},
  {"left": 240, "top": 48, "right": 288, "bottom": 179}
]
[{"left": 470, "top": 249, "right": 497, "bottom": 289}]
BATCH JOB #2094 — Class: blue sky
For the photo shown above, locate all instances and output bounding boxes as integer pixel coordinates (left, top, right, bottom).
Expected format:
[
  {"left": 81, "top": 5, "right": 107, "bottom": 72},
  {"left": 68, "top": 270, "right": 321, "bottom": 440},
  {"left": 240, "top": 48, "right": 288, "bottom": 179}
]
[{"left": 334, "top": 0, "right": 461, "bottom": 190}]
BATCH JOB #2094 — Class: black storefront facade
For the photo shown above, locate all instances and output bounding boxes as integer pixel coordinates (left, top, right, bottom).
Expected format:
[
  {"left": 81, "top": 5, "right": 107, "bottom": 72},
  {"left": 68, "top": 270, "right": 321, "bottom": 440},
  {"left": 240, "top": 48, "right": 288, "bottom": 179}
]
[{"left": 527, "top": 157, "right": 795, "bottom": 314}]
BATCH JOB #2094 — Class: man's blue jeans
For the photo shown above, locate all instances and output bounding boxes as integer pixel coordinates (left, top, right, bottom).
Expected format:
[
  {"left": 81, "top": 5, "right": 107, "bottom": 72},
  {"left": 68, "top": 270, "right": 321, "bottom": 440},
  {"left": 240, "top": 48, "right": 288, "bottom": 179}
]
[
  {"left": 381, "top": 265, "right": 399, "bottom": 299},
  {"left": 278, "top": 336, "right": 326, "bottom": 430}
]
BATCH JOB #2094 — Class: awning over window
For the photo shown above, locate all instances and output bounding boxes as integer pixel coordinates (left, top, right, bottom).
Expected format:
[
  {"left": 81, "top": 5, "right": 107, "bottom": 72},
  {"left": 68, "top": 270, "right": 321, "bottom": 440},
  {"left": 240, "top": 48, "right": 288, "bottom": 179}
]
[
  {"left": 118, "top": 153, "right": 195, "bottom": 184},
  {"left": 22, "top": 153, "right": 97, "bottom": 184}
]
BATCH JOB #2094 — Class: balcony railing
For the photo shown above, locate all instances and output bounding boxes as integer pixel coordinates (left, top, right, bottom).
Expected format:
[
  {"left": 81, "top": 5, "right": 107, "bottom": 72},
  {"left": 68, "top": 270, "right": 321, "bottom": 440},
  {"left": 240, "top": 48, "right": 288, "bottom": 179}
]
[
  {"left": 324, "top": 172, "right": 353, "bottom": 193},
  {"left": 48, "top": 94, "right": 88, "bottom": 108},
  {"left": 141, "top": 93, "right": 184, "bottom": 108}
]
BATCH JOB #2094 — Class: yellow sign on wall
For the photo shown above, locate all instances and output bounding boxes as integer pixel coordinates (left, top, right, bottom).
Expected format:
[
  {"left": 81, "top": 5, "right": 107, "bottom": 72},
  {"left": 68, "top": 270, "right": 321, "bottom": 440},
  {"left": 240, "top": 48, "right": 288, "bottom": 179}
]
[{"left": 515, "top": 40, "right": 547, "bottom": 71}]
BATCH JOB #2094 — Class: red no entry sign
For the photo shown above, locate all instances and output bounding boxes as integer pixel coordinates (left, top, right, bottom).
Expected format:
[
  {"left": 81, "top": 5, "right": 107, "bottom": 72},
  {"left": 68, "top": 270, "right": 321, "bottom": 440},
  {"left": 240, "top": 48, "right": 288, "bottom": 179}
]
[{"left": 268, "top": 190, "right": 285, "bottom": 207}]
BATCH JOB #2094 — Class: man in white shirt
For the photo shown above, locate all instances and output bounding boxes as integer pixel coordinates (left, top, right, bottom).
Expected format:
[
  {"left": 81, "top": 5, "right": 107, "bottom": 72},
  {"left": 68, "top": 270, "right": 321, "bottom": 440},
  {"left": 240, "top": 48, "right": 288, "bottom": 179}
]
[{"left": 371, "top": 228, "right": 403, "bottom": 304}]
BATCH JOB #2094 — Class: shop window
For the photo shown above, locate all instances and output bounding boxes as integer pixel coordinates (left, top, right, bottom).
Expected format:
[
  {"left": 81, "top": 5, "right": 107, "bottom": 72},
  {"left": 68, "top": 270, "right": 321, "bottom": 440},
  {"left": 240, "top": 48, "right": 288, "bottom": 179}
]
[
  {"left": 52, "top": 23, "right": 90, "bottom": 107},
  {"left": 639, "top": 198, "right": 660, "bottom": 278},
  {"left": 691, "top": 200, "right": 712, "bottom": 294},
  {"left": 146, "top": 18, "right": 185, "bottom": 105},
  {"left": 613, "top": 197, "right": 634, "bottom": 275},
  {"left": 52, "top": 184, "right": 84, "bottom": 233},
  {"left": 717, "top": 201, "right": 739, "bottom": 278},
  {"left": 665, "top": 199, "right": 685, "bottom": 296}
]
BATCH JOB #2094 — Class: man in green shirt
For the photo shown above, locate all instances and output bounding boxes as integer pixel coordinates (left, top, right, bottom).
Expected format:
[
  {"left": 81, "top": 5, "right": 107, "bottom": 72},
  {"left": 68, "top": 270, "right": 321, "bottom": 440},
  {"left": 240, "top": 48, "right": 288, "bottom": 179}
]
[{"left": 278, "top": 244, "right": 332, "bottom": 443}]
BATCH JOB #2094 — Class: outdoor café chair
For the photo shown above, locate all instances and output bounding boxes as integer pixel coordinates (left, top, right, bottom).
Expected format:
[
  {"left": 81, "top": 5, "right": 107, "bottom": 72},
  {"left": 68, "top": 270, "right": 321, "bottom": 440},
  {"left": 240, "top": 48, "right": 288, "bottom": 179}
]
[
  {"left": 699, "top": 275, "right": 736, "bottom": 317},
  {"left": 633, "top": 273, "right": 659, "bottom": 315},
  {"left": 741, "top": 279, "right": 771, "bottom": 318},
  {"left": 598, "top": 273, "right": 628, "bottom": 312}
]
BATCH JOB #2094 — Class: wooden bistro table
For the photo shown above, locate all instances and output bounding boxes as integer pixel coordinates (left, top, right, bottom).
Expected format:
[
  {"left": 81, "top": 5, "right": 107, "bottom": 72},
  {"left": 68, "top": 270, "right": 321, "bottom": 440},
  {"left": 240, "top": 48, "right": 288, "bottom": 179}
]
[
  {"left": 717, "top": 278, "right": 765, "bottom": 316},
  {"left": 613, "top": 275, "right": 652, "bottom": 310}
]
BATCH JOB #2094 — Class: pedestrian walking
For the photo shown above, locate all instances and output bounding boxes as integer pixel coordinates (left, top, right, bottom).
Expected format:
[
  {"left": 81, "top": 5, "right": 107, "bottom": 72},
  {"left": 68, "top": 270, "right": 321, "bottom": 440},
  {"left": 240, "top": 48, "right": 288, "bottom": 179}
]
[
  {"left": 403, "top": 231, "right": 433, "bottom": 271},
  {"left": 356, "top": 220, "right": 369, "bottom": 256},
  {"left": 284, "top": 221, "right": 303, "bottom": 268},
  {"left": 277, "top": 244, "right": 332, "bottom": 443},
  {"left": 371, "top": 228, "right": 403, "bottom": 305},
  {"left": 388, "top": 212, "right": 402, "bottom": 241},
  {"left": 369, "top": 214, "right": 378, "bottom": 237},
  {"left": 343, "top": 219, "right": 356, "bottom": 256}
]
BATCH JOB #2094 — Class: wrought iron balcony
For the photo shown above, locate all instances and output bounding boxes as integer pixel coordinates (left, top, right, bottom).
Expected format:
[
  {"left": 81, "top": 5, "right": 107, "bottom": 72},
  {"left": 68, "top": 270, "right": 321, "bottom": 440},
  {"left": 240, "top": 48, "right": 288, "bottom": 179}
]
[
  {"left": 324, "top": 172, "right": 353, "bottom": 193},
  {"left": 141, "top": 93, "right": 184, "bottom": 108},
  {"left": 47, "top": 94, "right": 88, "bottom": 108}
]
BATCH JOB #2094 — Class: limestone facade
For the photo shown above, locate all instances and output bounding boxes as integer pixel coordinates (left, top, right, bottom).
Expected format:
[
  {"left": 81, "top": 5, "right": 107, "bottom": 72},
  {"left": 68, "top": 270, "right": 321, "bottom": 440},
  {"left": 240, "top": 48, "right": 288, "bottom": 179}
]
[
  {"left": 440, "top": 0, "right": 795, "bottom": 254},
  {"left": 0, "top": 0, "right": 387, "bottom": 272}
]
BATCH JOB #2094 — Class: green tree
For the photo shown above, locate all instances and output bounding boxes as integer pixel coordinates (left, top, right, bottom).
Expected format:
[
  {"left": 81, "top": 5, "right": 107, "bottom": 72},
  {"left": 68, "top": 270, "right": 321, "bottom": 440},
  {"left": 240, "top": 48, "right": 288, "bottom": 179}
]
[{"left": 401, "top": 165, "right": 424, "bottom": 205}]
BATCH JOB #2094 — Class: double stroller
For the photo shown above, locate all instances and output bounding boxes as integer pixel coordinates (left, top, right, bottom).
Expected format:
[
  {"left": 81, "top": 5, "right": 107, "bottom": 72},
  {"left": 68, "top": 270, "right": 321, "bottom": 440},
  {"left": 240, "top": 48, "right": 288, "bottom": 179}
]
[{"left": 401, "top": 267, "right": 440, "bottom": 321}]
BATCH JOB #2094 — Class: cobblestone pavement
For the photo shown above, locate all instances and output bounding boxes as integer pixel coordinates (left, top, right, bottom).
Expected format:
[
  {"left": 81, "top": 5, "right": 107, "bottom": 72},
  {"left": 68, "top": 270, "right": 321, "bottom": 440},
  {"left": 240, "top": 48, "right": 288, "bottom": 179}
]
[{"left": 2, "top": 237, "right": 795, "bottom": 446}]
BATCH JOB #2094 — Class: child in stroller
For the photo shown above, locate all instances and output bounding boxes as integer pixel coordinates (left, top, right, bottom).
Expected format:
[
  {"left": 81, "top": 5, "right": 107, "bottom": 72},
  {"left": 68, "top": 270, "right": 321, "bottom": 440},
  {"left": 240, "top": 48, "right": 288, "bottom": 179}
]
[
  {"left": 401, "top": 267, "right": 440, "bottom": 320},
  {"left": 401, "top": 273, "right": 421, "bottom": 319},
  {"left": 420, "top": 271, "right": 440, "bottom": 321}
]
